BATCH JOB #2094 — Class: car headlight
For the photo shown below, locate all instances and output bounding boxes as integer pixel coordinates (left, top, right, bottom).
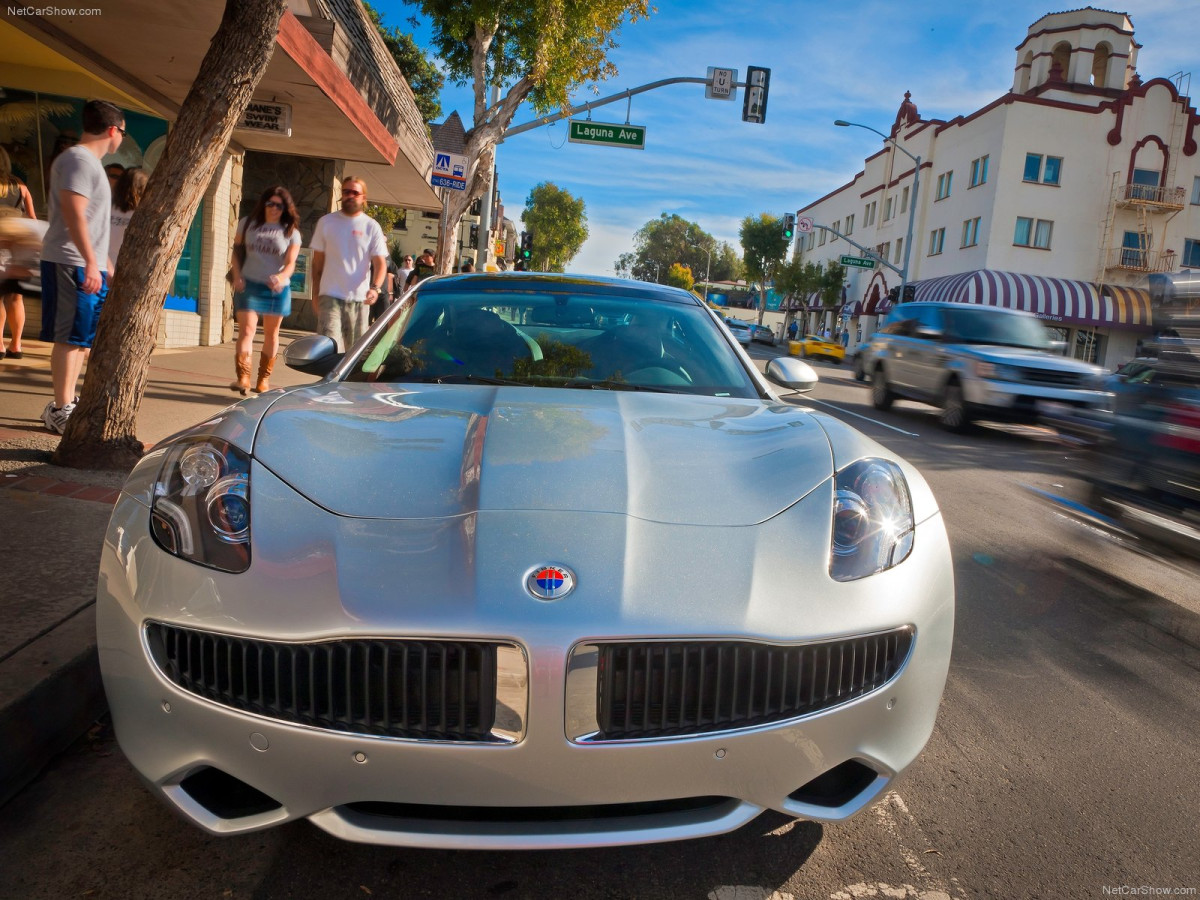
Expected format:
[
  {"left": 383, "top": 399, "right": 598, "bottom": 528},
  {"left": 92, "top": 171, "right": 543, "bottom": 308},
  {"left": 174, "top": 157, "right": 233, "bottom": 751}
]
[
  {"left": 830, "top": 458, "right": 914, "bottom": 582},
  {"left": 149, "top": 437, "right": 251, "bottom": 573},
  {"left": 975, "top": 361, "right": 1019, "bottom": 381}
]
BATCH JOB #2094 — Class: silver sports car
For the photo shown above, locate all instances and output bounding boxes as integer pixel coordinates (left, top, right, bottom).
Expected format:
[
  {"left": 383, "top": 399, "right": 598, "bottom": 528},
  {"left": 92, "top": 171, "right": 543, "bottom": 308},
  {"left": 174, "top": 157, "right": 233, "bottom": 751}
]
[{"left": 98, "top": 273, "right": 954, "bottom": 850}]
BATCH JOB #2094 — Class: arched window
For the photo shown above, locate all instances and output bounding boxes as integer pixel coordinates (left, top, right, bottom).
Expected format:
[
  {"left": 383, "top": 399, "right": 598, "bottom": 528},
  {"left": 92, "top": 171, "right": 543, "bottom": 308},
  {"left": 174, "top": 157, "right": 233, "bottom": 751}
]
[
  {"left": 1092, "top": 42, "right": 1111, "bottom": 87},
  {"left": 1051, "top": 41, "right": 1072, "bottom": 82},
  {"left": 1019, "top": 51, "right": 1033, "bottom": 93}
]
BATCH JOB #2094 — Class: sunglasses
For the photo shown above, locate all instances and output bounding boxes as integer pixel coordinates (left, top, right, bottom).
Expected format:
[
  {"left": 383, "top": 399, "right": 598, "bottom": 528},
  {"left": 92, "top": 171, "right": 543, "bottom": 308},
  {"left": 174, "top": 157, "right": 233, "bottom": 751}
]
[
  {"left": 115, "top": 126, "right": 127, "bottom": 136},
  {"left": 341, "top": 189, "right": 362, "bottom": 196},
  {"left": 265, "top": 200, "right": 283, "bottom": 209}
]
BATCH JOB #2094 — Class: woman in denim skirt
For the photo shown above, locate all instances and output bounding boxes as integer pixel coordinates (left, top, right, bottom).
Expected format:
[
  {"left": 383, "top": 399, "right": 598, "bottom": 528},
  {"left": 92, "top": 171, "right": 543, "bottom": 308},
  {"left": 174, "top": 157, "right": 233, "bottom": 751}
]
[{"left": 229, "top": 186, "right": 302, "bottom": 393}]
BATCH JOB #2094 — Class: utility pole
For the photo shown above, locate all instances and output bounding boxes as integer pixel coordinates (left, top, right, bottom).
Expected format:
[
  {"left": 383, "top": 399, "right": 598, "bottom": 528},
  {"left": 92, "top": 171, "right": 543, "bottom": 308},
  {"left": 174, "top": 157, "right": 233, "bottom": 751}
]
[{"left": 476, "top": 83, "right": 501, "bottom": 268}]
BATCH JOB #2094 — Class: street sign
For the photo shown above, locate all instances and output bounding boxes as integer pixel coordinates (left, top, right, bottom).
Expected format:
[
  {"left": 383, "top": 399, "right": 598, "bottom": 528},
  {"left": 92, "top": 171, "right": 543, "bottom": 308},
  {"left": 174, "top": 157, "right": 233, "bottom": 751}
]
[
  {"left": 567, "top": 119, "right": 646, "bottom": 149},
  {"left": 705, "top": 67, "right": 737, "bottom": 101},
  {"left": 432, "top": 151, "right": 468, "bottom": 190},
  {"left": 797, "top": 216, "right": 814, "bottom": 234},
  {"left": 840, "top": 255, "right": 877, "bottom": 270}
]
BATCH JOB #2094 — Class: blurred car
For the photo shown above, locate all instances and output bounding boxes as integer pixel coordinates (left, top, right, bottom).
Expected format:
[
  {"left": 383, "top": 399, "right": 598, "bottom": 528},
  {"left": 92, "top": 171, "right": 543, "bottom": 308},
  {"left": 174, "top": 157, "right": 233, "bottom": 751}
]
[
  {"left": 98, "top": 273, "right": 954, "bottom": 850},
  {"left": 750, "top": 323, "right": 777, "bottom": 345},
  {"left": 868, "top": 302, "right": 1109, "bottom": 431},
  {"left": 799, "top": 334, "right": 846, "bottom": 363},
  {"left": 853, "top": 340, "right": 878, "bottom": 381},
  {"left": 723, "top": 316, "right": 753, "bottom": 345},
  {"left": 1041, "top": 325, "right": 1200, "bottom": 561}
]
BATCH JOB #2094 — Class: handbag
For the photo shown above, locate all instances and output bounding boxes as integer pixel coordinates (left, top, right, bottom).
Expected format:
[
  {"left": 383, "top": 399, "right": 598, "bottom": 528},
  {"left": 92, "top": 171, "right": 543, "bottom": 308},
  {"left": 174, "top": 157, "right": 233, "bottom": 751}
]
[{"left": 225, "top": 243, "right": 246, "bottom": 284}]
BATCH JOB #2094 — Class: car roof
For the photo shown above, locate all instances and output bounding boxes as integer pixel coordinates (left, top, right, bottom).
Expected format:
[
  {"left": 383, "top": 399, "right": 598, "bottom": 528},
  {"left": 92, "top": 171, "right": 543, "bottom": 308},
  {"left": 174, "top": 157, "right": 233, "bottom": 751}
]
[{"left": 416, "top": 271, "right": 705, "bottom": 307}]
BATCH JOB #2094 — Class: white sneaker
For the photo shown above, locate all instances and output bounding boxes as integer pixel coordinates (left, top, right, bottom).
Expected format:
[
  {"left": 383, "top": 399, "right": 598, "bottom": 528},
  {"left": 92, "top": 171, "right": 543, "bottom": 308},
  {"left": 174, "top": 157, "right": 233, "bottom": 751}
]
[{"left": 41, "top": 401, "right": 75, "bottom": 435}]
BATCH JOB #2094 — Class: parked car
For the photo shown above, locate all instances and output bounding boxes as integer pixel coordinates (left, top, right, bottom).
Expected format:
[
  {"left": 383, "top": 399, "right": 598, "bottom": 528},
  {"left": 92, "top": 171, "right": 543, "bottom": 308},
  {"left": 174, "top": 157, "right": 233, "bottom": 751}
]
[
  {"left": 723, "top": 316, "right": 753, "bottom": 345},
  {"left": 799, "top": 334, "right": 846, "bottom": 363},
  {"left": 750, "top": 323, "right": 777, "bottom": 345},
  {"left": 868, "top": 301, "right": 1109, "bottom": 431},
  {"left": 98, "top": 273, "right": 954, "bottom": 850}
]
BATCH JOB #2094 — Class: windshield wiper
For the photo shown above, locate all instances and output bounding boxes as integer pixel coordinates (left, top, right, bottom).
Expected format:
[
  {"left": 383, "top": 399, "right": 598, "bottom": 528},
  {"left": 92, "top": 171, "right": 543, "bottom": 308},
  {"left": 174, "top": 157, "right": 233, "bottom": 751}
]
[
  {"left": 561, "top": 378, "right": 689, "bottom": 393},
  {"left": 407, "top": 374, "right": 529, "bottom": 386}
]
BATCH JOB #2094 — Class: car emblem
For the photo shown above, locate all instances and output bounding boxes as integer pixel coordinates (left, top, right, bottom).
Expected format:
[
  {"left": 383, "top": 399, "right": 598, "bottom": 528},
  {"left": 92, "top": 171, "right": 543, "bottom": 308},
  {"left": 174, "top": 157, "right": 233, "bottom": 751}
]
[{"left": 526, "top": 565, "right": 576, "bottom": 601}]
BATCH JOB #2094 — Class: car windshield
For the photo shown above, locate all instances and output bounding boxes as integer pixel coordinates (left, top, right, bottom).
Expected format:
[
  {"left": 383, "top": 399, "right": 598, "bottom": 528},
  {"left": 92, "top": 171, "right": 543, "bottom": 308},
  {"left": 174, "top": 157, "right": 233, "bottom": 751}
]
[
  {"left": 344, "top": 284, "right": 761, "bottom": 398},
  {"left": 943, "top": 307, "right": 1053, "bottom": 349}
]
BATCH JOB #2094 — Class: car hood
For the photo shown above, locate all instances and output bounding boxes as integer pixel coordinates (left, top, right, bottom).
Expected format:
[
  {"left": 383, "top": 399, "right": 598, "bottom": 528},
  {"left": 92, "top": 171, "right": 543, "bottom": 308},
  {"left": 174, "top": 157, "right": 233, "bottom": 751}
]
[
  {"left": 251, "top": 383, "right": 833, "bottom": 525},
  {"left": 950, "top": 344, "right": 1102, "bottom": 373}
]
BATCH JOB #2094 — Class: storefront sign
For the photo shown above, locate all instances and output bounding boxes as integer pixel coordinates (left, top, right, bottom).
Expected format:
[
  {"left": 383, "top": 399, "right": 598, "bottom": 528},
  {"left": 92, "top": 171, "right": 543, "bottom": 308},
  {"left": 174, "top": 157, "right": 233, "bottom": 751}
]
[{"left": 238, "top": 101, "right": 293, "bottom": 137}]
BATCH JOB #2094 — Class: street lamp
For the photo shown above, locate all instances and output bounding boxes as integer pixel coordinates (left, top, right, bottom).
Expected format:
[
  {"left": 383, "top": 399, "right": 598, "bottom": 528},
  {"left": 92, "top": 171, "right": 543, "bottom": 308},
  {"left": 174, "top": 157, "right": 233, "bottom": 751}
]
[{"left": 834, "top": 119, "right": 921, "bottom": 303}]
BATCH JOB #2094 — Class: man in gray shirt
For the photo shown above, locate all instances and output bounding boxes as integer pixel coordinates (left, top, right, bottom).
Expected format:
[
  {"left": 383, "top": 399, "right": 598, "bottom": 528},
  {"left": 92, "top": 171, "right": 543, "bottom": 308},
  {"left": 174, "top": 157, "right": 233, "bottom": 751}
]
[{"left": 39, "top": 99, "right": 125, "bottom": 434}]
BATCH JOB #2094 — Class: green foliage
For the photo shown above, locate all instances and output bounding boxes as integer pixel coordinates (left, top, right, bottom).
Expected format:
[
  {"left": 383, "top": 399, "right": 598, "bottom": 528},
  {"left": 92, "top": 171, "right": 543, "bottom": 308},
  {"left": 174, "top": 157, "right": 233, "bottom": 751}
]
[
  {"left": 366, "top": 204, "right": 402, "bottom": 235},
  {"left": 511, "top": 337, "right": 593, "bottom": 379},
  {"left": 614, "top": 213, "right": 737, "bottom": 283},
  {"left": 739, "top": 213, "right": 790, "bottom": 319},
  {"left": 412, "top": 0, "right": 651, "bottom": 114},
  {"left": 388, "top": 239, "right": 407, "bottom": 267},
  {"left": 774, "top": 258, "right": 824, "bottom": 310},
  {"left": 820, "top": 261, "right": 847, "bottom": 307},
  {"left": 363, "top": 2, "right": 444, "bottom": 124},
  {"left": 664, "top": 262, "right": 693, "bottom": 291},
  {"left": 521, "top": 182, "right": 588, "bottom": 272}
]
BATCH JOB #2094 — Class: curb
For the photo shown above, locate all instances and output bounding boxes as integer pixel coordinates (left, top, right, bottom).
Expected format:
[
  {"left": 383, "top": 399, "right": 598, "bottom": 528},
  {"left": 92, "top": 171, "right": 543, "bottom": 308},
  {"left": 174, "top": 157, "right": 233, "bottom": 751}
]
[{"left": 0, "top": 604, "right": 106, "bottom": 807}]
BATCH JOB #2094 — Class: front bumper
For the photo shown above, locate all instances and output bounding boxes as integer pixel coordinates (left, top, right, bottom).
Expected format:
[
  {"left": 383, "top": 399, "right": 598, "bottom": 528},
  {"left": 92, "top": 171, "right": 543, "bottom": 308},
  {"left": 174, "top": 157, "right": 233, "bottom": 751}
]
[
  {"left": 964, "top": 377, "right": 1109, "bottom": 419},
  {"left": 97, "top": 468, "right": 954, "bottom": 849}
]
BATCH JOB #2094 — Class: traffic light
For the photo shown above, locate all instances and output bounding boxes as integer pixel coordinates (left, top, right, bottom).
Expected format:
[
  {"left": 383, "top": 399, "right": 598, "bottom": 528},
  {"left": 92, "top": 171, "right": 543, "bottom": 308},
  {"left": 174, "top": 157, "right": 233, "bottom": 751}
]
[
  {"left": 469, "top": 224, "right": 479, "bottom": 246},
  {"left": 782, "top": 212, "right": 796, "bottom": 240},
  {"left": 742, "top": 66, "right": 770, "bottom": 124},
  {"left": 520, "top": 231, "right": 533, "bottom": 260}
]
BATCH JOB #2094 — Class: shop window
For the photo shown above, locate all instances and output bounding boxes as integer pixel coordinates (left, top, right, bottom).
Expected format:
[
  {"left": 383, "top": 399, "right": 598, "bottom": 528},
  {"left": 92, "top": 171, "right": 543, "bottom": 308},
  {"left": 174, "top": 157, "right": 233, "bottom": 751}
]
[{"left": 1074, "top": 329, "right": 1104, "bottom": 364}]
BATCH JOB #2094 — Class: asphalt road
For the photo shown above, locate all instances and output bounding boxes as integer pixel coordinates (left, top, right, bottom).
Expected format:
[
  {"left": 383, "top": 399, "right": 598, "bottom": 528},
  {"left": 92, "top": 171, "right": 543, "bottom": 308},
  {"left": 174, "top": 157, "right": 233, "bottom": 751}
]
[{"left": 1, "top": 350, "right": 1197, "bottom": 900}]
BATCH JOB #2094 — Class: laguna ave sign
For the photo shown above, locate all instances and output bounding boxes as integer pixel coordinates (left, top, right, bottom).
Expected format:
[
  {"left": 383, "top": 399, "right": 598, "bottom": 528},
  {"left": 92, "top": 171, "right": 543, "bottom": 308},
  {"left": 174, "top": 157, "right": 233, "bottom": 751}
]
[
  {"left": 840, "top": 255, "right": 877, "bottom": 270},
  {"left": 568, "top": 119, "right": 646, "bottom": 149}
]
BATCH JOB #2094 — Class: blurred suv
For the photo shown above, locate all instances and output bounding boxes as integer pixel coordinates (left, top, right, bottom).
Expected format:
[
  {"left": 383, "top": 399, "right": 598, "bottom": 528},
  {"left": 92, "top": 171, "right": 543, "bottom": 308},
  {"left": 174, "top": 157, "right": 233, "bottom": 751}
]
[{"left": 867, "top": 301, "right": 1109, "bottom": 431}]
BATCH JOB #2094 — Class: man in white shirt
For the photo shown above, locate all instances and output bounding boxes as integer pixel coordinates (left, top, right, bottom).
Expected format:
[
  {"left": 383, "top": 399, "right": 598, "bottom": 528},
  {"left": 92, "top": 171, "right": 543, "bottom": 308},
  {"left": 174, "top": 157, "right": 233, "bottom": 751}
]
[{"left": 309, "top": 176, "right": 387, "bottom": 351}]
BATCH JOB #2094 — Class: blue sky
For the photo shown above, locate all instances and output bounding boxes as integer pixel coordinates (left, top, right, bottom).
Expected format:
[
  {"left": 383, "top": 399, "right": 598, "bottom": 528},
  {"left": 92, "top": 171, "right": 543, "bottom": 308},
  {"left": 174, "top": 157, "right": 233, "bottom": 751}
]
[{"left": 376, "top": 1, "right": 1199, "bottom": 276}]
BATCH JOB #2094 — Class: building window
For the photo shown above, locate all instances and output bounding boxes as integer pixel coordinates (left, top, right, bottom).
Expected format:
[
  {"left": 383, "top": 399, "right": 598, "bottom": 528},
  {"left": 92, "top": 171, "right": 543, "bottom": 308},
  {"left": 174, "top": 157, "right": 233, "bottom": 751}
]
[
  {"left": 1183, "top": 239, "right": 1200, "bottom": 268},
  {"left": 1015, "top": 216, "right": 1053, "bottom": 249},
  {"left": 935, "top": 172, "right": 952, "bottom": 200},
  {"left": 961, "top": 217, "right": 981, "bottom": 247},
  {"left": 807, "top": 232, "right": 815, "bottom": 251},
  {"left": 864, "top": 201, "right": 876, "bottom": 226},
  {"left": 884, "top": 197, "right": 894, "bottom": 221},
  {"left": 845, "top": 213, "right": 854, "bottom": 235},
  {"left": 928, "top": 228, "right": 945, "bottom": 255},
  {"left": 901, "top": 186, "right": 910, "bottom": 213},
  {"left": 877, "top": 242, "right": 890, "bottom": 262},
  {"left": 819, "top": 229, "right": 826, "bottom": 246},
  {"left": 1024, "top": 153, "right": 1063, "bottom": 185},
  {"left": 1192, "top": 177, "right": 1200, "bottom": 205},
  {"left": 894, "top": 238, "right": 904, "bottom": 263},
  {"left": 1130, "top": 167, "right": 1162, "bottom": 201},
  {"left": 831, "top": 220, "right": 840, "bottom": 241},
  {"left": 970, "top": 155, "right": 989, "bottom": 188}
]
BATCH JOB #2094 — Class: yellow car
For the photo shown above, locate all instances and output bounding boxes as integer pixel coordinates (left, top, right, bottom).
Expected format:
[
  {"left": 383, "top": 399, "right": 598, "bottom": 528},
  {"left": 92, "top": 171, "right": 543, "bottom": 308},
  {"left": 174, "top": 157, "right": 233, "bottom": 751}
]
[{"left": 798, "top": 335, "right": 846, "bottom": 363}]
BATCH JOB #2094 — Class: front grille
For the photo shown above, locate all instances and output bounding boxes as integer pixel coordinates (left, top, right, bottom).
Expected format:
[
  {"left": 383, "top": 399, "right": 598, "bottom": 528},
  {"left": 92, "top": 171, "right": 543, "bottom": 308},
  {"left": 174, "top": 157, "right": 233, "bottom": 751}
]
[
  {"left": 1017, "top": 368, "right": 1084, "bottom": 388},
  {"left": 592, "top": 628, "right": 913, "bottom": 741},
  {"left": 146, "top": 623, "right": 506, "bottom": 742}
]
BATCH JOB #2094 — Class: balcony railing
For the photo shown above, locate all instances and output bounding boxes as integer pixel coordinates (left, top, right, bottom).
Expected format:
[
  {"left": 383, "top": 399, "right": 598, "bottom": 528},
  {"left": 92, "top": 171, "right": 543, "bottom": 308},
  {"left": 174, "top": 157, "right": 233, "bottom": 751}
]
[
  {"left": 1115, "top": 183, "right": 1187, "bottom": 210},
  {"left": 1105, "top": 247, "right": 1178, "bottom": 273}
]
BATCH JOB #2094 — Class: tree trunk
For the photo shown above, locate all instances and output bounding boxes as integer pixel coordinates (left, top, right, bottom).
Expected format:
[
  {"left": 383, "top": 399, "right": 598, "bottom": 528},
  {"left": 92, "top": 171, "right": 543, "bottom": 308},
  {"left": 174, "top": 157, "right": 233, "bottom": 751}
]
[{"left": 53, "top": 0, "right": 286, "bottom": 471}]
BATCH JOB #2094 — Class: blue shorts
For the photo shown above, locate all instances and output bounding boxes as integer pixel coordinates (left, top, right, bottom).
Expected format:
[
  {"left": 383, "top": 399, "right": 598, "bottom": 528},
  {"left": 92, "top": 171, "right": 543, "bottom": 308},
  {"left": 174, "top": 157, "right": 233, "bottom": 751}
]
[
  {"left": 235, "top": 279, "right": 291, "bottom": 317},
  {"left": 39, "top": 261, "right": 108, "bottom": 347}
]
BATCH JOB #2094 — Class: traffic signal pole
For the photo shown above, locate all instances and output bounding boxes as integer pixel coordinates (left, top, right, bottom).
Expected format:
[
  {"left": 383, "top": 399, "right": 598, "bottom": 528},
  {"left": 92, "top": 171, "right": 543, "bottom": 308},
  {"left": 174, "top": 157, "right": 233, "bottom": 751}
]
[{"left": 501, "top": 74, "right": 762, "bottom": 142}]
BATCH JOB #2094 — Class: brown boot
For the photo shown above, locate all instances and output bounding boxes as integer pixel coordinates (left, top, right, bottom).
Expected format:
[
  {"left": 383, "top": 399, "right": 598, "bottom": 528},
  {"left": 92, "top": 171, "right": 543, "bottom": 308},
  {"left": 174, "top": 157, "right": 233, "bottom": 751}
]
[
  {"left": 230, "top": 353, "right": 251, "bottom": 395},
  {"left": 253, "top": 352, "right": 277, "bottom": 393}
]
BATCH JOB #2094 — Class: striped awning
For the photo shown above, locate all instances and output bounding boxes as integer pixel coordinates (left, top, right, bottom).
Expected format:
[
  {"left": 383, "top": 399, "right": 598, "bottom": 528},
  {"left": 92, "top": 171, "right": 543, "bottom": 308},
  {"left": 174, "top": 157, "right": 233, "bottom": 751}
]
[
  {"left": 908, "top": 270, "right": 1152, "bottom": 330},
  {"left": 806, "top": 292, "right": 824, "bottom": 311},
  {"left": 842, "top": 300, "right": 865, "bottom": 317}
]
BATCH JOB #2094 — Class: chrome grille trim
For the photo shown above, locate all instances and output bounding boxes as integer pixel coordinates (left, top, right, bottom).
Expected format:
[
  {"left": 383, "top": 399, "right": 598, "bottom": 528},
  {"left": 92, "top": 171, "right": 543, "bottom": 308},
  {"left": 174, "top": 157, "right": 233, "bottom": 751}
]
[
  {"left": 145, "top": 623, "right": 527, "bottom": 743},
  {"left": 566, "top": 627, "right": 914, "bottom": 743}
]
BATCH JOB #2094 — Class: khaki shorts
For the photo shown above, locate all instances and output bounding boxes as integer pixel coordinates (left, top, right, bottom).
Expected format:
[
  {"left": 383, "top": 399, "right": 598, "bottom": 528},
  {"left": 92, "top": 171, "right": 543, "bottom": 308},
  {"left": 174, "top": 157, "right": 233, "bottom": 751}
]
[{"left": 317, "top": 295, "right": 369, "bottom": 353}]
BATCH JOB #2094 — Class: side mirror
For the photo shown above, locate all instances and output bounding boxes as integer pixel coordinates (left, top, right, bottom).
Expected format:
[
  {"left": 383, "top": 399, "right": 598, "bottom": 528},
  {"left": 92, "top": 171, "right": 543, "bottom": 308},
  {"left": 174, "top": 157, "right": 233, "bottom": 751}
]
[
  {"left": 765, "top": 357, "right": 819, "bottom": 393},
  {"left": 285, "top": 334, "right": 342, "bottom": 376}
]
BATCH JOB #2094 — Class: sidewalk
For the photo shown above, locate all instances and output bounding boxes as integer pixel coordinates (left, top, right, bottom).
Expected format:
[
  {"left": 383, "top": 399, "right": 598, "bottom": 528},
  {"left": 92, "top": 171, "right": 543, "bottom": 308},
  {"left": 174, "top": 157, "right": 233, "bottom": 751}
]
[{"left": 0, "top": 332, "right": 314, "bottom": 805}]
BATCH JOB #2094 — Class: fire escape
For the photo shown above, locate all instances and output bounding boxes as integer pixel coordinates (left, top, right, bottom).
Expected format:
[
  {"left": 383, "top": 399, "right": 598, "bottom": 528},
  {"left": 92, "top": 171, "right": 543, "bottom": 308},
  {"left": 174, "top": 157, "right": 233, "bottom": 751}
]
[{"left": 1096, "top": 75, "right": 1191, "bottom": 281}]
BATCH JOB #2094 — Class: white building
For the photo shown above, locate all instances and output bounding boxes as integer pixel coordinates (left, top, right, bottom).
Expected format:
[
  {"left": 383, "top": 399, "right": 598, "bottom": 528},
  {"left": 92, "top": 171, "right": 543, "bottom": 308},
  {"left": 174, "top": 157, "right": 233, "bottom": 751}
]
[{"left": 797, "top": 7, "right": 1199, "bottom": 369}]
